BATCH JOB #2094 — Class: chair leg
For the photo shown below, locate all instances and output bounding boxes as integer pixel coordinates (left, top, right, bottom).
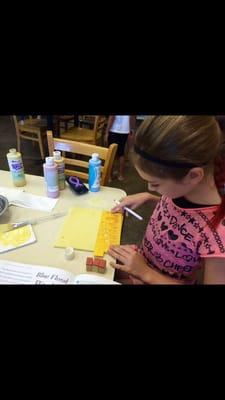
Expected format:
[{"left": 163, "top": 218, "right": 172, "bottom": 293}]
[
  {"left": 57, "top": 119, "right": 60, "bottom": 137},
  {"left": 38, "top": 133, "right": 45, "bottom": 160},
  {"left": 17, "top": 134, "right": 21, "bottom": 152},
  {"left": 32, "top": 134, "right": 35, "bottom": 147}
]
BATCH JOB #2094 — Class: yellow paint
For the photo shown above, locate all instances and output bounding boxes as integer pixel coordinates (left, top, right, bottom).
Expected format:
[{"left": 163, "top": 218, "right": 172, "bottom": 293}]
[
  {"left": 55, "top": 207, "right": 123, "bottom": 254},
  {"left": 0, "top": 226, "right": 32, "bottom": 246},
  {"left": 94, "top": 211, "right": 123, "bottom": 257}
]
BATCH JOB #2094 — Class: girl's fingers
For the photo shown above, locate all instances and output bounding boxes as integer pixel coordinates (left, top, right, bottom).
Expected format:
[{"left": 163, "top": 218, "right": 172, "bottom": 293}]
[
  {"left": 110, "top": 261, "right": 121, "bottom": 270},
  {"left": 108, "top": 247, "right": 127, "bottom": 264},
  {"left": 110, "top": 245, "right": 136, "bottom": 255},
  {"left": 110, "top": 262, "right": 129, "bottom": 273},
  {"left": 111, "top": 206, "right": 123, "bottom": 213}
]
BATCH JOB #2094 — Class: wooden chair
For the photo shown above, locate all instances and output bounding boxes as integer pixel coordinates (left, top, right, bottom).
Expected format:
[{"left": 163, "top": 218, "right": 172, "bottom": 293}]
[
  {"left": 78, "top": 115, "right": 96, "bottom": 128},
  {"left": 55, "top": 115, "right": 77, "bottom": 134},
  {"left": 12, "top": 115, "right": 48, "bottom": 160},
  {"left": 47, "top": 130, "right": 118, "bottom": 186},
  {"left": 59, "top": 116, "right": 107, "bottom": 146}
]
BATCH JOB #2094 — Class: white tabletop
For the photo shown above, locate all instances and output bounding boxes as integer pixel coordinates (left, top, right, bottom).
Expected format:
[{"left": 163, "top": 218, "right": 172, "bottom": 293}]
[{"left": 0, "top": 170, "right": 126, "bottom": 281}]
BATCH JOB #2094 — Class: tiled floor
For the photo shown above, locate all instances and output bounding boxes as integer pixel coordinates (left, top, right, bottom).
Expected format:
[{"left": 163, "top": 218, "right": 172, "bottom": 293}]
[{"left": 0, "top": 116, "right": 155, "bottom": 245}]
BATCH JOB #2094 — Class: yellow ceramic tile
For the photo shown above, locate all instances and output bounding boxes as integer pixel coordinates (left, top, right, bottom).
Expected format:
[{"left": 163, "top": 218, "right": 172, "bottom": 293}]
[
  {"left": 55, "top": 207, "right": 103, "bottom": 251},
  {"left": 55, "top": 208, "right": 123, "bottom": 255},
  {"left": 94, "top": 211, "right": 123, "bottom": 257}
]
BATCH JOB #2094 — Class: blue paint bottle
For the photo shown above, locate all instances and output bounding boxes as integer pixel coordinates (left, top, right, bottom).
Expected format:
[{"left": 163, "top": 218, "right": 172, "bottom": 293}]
[{"left": 88, "top": 153, "right": 101, "bottom": 192}]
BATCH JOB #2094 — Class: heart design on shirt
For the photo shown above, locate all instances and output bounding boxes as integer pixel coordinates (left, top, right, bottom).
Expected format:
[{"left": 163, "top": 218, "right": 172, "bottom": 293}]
[
  {"left": 181, "top": 242, "right": 193, "bottom": 253},
  {"left": 168, "top": 230, "right": 178, "bottom": 240},
  {"left": 158, "top": 212, "right": 162, "bottom": 221},
  {"left": 161, "top": 222, "right": 168, "bottom": 231}
]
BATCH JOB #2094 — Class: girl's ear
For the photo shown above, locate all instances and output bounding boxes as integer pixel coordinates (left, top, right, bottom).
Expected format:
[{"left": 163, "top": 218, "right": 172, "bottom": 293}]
[{"left": 184, "top": 167, "right": 204, "bottom": 185}]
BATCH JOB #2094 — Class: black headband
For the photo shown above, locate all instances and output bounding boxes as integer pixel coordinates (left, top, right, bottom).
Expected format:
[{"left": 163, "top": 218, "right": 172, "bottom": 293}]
[{"left": 134, "top": 145, "right": 207, "bottom": 169}]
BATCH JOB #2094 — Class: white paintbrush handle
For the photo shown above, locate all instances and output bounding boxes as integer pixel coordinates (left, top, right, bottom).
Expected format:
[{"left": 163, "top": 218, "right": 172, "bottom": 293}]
[
  {"left": 123, "top": 206, "right": 143, "bottom": 221},
  {"left": 14, "top": 212, "right": 66, "bottom": 227},
  {"left": 114, "top": 200, "right": 143, "bottom": 221}
]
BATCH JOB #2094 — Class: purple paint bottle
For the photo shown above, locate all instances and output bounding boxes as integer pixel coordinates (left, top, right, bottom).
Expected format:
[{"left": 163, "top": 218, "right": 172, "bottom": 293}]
[{"left": 43, "top": 157, "right": 59, "bottom": 198}]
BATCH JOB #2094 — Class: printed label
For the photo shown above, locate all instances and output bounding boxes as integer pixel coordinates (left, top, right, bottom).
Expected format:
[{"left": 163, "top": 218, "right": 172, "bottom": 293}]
[
  {"left": 48, "top": 186, "right": 59, "bottom": 192},
  {"left": 91, "top": 166, "right": 101, "bottom": 188},
  {"left": 58, "top": 165, "right": 65, "bottom": 174},
  {"left": 9, "top": 160, "right": 23, "bottom": 172}
]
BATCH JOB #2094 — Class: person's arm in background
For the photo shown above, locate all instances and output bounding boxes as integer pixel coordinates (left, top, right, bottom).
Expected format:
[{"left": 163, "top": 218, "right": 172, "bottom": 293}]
[{"left": 104, "top": 115, "right": 115, "bottom": 146}]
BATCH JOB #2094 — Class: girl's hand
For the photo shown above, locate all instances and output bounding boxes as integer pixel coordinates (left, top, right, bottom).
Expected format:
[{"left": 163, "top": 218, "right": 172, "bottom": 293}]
[
  {"left": 111, "top": 192, "right": 155, "bottom": 213},
  {"left": 108, "top": 244, "right": 150, "bottom": 281}
]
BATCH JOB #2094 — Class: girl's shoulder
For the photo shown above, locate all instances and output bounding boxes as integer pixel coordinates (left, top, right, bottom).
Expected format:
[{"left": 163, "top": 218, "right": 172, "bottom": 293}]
[
  {"left": 155, "top": 195, "right": 225, "bottom": 258},
  {"left": 159, "top": 195, "right": 225, "bottom": 227}
]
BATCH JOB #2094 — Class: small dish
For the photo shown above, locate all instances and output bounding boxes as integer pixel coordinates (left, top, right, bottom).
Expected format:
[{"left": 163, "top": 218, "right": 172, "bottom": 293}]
[{"left": 0, "top": 195, "right": 9, "bottom": 217}]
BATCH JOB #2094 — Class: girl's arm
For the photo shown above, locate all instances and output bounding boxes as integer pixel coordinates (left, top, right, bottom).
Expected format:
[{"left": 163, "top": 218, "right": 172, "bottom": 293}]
[
  {"left": 203, "top": 258, "right": 225, "bottom": 284},
  {"left": 108, "top": 245, "right": 185, "bottom": 284},
  {"left": 111, "top": 192, "right": 161, "bottom": 213}
]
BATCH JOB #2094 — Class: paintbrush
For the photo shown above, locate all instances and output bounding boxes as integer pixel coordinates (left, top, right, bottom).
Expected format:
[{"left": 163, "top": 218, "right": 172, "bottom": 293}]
[
  {"left": 114, "top": 200, "right": 143, "bottom": 221},
  {"left": 0, "top": 212, "right": 66, "bottom": 234}
]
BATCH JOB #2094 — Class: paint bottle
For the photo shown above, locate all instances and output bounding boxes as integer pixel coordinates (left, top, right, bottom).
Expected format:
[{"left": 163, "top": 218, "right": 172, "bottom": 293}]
[
  {"left": 89, "top": 153, "right": 101, "bottom": 192},
  {"left": 43, "top": 157, "right": 59, "bottom": 198},
  {"left": 6, "top": 148, "right": 26, "bottom": 187},
  {"left": 53, "top": 151, "right": 65, "bottom": 190}
]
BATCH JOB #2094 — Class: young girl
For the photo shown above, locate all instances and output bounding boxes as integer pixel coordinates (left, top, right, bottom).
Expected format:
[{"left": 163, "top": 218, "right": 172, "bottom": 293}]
[
  {"left": 105, "top": 115, "right": 136, "bottom": 181},
  {"left": 108, "top": 116, "right": 225, "bottom": 284}
]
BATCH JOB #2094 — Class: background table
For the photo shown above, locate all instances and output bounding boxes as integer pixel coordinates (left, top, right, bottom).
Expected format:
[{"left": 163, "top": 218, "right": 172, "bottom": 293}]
[{"left": 0, "top": 170, "right": 126, "bottom": 281}]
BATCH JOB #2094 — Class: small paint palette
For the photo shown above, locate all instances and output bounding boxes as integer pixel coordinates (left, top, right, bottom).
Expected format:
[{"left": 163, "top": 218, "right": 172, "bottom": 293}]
[
  {"left": 0, "top": 195, "right": 8, "bottom": 217},
  {"left": 0, "top": 224, "right": 36, "bottom": 253}
]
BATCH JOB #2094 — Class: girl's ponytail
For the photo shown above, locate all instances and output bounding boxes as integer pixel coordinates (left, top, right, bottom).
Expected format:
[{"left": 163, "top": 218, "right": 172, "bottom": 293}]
[{"left": 212, "top": 154, "right": 225, "bottom": 228}]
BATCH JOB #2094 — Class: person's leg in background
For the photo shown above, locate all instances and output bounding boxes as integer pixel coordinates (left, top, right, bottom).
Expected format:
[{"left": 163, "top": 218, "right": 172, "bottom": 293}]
[
  {"left": 118, "top": 154, "right": 126, "bottom": 181},
  {"left": 108, "top": 132, "right": 119, "bottom": 182},
  {"left": 118, "top": 134, "right": 129, "bottom": 181},
  {"left": 108, "top": 132, "right": 129, "bottom": 181}
]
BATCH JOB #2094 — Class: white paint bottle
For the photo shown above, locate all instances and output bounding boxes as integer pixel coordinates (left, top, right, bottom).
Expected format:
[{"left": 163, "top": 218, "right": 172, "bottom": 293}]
[{"left": 6, "top": 148, "right": 26, "bottom": 187}]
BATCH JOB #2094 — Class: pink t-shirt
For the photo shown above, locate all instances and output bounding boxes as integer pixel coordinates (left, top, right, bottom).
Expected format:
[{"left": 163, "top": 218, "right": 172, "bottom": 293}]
[{"left": 139, "top": 195, "right": 225, "bottom": 283}]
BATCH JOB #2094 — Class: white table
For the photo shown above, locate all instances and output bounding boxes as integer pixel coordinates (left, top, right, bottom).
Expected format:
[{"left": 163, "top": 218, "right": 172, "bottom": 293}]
[{"left": 0, "top": 170, "right": 126, "bottom": 281}]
